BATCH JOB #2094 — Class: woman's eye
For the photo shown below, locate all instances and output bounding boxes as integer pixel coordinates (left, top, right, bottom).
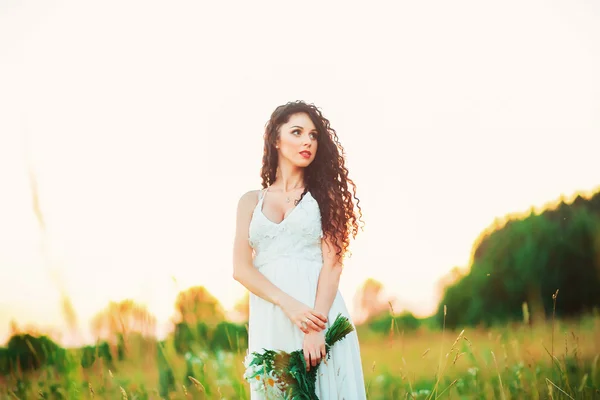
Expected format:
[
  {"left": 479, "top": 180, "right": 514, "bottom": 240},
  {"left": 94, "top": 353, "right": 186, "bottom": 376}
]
[
  {"left": 310, "top": 132, "right": 318, "bottom": 140},
  {"left": 291, "top": 129, "right": 300, "bottom": 135}
]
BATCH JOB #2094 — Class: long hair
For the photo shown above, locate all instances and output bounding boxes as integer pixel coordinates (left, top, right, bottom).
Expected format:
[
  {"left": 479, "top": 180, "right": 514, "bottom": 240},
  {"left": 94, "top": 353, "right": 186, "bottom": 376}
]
[{"left": 260, "top": 101, "right": 363, "bottom": 262}]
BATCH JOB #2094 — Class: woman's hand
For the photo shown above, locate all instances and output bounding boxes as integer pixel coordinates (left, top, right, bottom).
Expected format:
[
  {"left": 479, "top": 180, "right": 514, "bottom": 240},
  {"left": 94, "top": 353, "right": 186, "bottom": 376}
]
[
  {"left": 279, "top": 297, "right": 328, "bottom": 334},
  {"left": 303, "top": 331, "right": 326, "bottom": 371}
]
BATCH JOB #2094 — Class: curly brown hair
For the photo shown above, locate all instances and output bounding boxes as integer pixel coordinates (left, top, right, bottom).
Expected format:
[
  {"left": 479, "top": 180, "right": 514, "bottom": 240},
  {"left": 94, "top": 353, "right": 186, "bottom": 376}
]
[{"left": 260, "top": 101, "right": 363, "bottom": 262}]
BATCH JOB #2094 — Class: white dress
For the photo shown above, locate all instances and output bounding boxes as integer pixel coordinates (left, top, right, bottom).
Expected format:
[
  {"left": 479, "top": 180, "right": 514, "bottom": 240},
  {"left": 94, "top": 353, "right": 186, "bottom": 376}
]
[{"left": 247, "top": 188, "right": 367, "bottom": 400}]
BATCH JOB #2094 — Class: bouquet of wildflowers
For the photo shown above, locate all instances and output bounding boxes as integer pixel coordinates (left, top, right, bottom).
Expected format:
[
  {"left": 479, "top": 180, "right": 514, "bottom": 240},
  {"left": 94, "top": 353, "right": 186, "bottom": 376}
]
[{"left": 243, "top": 313, "right": 354, "bottom": 399}]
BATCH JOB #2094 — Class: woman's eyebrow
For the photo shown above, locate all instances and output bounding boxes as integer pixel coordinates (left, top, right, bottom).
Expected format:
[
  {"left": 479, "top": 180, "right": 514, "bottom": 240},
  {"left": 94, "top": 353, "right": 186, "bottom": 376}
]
[{"left": 291, "top": 125, "right": 317, "bottom": 132}]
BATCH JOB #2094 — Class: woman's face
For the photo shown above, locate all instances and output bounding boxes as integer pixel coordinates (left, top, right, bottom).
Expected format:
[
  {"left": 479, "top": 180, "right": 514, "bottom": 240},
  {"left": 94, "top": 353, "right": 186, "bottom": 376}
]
[{"left": 276, "top": 112, "right": 319, "bottom": 168}]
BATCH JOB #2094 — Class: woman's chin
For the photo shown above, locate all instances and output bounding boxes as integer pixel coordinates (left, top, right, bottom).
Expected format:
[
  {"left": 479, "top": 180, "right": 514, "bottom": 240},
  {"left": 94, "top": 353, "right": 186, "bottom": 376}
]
[{"left": 294, "top": 159, "right": 314, "bottom": 168}]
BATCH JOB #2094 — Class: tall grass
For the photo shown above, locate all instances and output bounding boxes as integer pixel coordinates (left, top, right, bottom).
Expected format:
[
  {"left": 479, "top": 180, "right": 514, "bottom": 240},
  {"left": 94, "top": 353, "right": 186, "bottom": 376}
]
[{"left": 1, "top": 307, "right": 598, "bottom": 399}]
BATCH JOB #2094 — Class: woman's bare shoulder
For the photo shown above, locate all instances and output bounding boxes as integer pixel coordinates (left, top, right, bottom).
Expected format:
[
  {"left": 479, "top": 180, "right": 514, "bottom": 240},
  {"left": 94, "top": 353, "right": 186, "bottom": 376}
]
[{"left": 237, "top": 189, "right": 262, "bottom": 213}]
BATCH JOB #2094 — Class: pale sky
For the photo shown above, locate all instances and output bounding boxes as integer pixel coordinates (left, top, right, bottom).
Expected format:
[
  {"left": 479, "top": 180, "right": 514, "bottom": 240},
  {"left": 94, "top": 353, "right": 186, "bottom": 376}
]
[{"left": 1, "top": 0, "right": 599, "bottom": 346}]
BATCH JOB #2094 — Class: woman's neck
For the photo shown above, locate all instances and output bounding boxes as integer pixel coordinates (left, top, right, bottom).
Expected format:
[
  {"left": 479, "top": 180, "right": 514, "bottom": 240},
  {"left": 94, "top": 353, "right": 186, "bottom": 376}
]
[{"left": 275, "top": 162, "right": 305, "bottom": 192}]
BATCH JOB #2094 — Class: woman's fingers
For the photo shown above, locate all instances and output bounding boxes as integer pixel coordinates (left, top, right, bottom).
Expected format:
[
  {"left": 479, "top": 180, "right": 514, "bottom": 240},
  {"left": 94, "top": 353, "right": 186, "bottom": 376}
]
[
  {"left": 308, "top": 320, "right": 322, "bottom": 331},
  {"left": 302, "top": 345, "right": 326, "bottom": 371},
  {"left": 306, "top": 313, "right": 327, "bottom": 330},
  {"left": 297, "top": 320, "right": 309, "bottom": 334},
  {"left": 305, "top": 314, "right": 325, "bottom": 331},
  {"left": 296, "top": 307, "right": 327, "bottom": 333},
  {"left": 313, "top": 311, "right": 328, "bottom": 323},
  {"left": 303, "top": 347, "right": 310, "bottom": 371},
  {"left": 319, "top": 313, "right": 327, "bottom": 323},
  {"left": 309, "top": 311, "right": 328, "bottom": 328}
]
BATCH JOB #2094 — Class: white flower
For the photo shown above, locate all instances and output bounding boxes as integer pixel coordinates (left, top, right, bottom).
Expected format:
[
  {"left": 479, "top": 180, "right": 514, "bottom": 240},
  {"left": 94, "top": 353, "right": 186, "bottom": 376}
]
[
  {"left": 243, "top": 353, "right": 254, "bottom": 368},
  {"left": 243, "top": 364, "right": 261, "bottom": 381}
]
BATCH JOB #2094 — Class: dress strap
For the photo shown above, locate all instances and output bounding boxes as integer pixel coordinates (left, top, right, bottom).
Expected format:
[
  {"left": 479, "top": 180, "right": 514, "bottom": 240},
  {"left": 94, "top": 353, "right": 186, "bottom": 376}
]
[{"left": 259, "top": 187, "right": 269, "bottom": 202}]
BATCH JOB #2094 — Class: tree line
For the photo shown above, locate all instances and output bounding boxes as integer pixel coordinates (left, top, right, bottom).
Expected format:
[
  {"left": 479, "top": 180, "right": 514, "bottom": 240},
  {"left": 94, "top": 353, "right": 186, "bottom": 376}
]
[{"left": 437, "top": 190, "right": 600, "bottom": 328}]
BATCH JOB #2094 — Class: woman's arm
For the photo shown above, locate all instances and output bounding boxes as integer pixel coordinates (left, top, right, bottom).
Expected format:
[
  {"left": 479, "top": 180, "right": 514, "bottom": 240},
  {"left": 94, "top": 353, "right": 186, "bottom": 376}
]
[
  {"left": 302, "top": 236, "right": 344, "bottom": 371},
  {"left": 232, "top": 191, "right": 327, "bottom": 333},
  {"left": 313, "top": 237, "right": 344, "bottom": 318},
  {"left": 232, "top": 191, "right": 289, "bottom": 306}
]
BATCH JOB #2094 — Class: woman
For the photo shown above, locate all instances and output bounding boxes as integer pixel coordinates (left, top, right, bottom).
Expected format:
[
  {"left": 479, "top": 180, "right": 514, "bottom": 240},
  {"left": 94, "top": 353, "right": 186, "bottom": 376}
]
[{"left": 233, "top": 101, "right": 366, "bottom": 399}]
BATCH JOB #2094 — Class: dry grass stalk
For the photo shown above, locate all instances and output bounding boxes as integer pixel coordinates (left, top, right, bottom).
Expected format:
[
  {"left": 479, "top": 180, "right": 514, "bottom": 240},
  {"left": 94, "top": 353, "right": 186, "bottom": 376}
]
[
  {"left": 188, "top": 376, "right": 205, "bottom": 392},
  {"left": 545, "top": 378, "right": 574, "bottom": 399},
  {"left": 491, "top": 351, "right": 506, "bottom": 400}
]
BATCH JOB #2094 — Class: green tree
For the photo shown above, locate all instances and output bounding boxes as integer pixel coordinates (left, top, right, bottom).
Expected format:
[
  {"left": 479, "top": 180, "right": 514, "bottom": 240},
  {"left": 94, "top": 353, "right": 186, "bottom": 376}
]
[
  {"left": 438, "top": 191, "right": 600, "bottom": 328},
  {"left": 172, "top": 286, "right": 225, "bottom": 355},
  {"left": 3, "top": 334, "right": 66, "bottom": 373}
]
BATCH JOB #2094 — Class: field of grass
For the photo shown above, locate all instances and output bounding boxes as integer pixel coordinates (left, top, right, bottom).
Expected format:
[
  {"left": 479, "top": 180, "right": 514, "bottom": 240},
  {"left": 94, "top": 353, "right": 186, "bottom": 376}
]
[{"left": 1, "top": 313, "right": 599, "bottom": 399}]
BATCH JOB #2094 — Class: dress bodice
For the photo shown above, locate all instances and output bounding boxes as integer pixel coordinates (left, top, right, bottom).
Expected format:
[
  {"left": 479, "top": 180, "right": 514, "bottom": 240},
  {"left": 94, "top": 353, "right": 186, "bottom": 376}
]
[{"left": 249, "top": 189, "right": 323, "bottom": 269}]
